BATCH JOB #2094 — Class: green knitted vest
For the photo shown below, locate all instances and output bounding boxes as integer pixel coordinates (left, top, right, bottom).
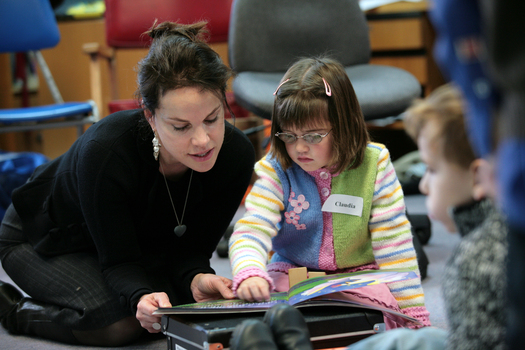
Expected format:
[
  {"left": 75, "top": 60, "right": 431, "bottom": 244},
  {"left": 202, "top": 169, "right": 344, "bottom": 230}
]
[{"left": 331, "top": 143, "right": 382, "bottom": 268}]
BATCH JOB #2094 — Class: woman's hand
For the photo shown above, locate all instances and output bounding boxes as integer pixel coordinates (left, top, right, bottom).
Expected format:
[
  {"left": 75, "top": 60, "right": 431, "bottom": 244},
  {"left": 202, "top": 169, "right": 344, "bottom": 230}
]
[
  {"left": 236, "top": 277, "right": 271, "bottom": 302},
  {"left": 191, "top": 273, "right": 235, "bottom": 302},
  {"left": 136, "top": 292, "right": 172, "bottom": 333}
]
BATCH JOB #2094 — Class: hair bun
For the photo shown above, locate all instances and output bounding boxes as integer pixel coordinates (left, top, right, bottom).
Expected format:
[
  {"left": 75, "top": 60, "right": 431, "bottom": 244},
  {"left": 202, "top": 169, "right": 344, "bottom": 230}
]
[{"left": 145, "top": 20, "right": 209, "bottom": 42}]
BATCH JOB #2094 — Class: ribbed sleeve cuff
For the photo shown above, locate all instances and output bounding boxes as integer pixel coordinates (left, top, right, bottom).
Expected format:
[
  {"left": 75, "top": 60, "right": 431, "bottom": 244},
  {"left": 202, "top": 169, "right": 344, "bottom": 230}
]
[
  {"left": 232, "top": 267, "right": 275, "bottom": 295},
  {"left": 402, "top": 306, "right": 432, "bottom": 328},
  {"left": 267, "top": 262, "right": 297, "bottom": 273}
]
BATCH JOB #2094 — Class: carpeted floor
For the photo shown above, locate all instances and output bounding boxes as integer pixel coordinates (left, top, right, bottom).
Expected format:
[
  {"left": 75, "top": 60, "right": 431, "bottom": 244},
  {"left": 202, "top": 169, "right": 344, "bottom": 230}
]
[{"left": 0, "top": 194, "right": 459, "bottom": 349}]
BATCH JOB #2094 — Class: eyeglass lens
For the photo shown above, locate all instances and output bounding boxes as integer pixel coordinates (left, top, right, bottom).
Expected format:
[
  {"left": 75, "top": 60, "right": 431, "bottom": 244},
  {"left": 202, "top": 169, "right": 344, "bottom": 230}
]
[{"left": 276, "top": 133, "right": 324, "bottom": 144}]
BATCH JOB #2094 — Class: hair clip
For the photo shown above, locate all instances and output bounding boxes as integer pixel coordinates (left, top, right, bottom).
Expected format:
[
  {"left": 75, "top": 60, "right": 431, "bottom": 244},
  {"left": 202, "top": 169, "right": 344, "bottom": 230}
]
[
  {"left": 273, "top": 79, "right": 290, "bottom": 95},
  {"left": 322, "top": 78, "right": 332, "bottom": 96}
]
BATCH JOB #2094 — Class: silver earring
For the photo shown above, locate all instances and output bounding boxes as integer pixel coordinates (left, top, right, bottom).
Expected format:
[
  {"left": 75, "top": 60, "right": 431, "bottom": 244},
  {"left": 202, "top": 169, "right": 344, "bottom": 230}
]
[{"left": 152, "top": 132, "right": 161, "bottom": 161}]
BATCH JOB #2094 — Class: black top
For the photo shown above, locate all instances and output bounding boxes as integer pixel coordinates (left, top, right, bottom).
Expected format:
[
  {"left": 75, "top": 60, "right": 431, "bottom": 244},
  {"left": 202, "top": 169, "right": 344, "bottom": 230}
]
[{"left": 11, "top": 109, "right": 255, "bottom": 312}]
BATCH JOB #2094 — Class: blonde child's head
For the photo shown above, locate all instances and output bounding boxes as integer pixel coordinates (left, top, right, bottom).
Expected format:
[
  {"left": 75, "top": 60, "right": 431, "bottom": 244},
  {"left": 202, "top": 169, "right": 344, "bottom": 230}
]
[
  {"left": 404, "top": 84, "right": 476, "bottom": 169},
  {"left": 270, "top": 56, "right": 370, "bottom": 173},
  {"left": 404, "top": 83, "right": 491, "bottom": 232}
]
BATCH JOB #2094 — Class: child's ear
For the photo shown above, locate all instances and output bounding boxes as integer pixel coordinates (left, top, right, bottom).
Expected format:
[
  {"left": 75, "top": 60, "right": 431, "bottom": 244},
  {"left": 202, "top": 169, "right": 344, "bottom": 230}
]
[{"left": 470, "top": 158, "right": 494, "bottom": 201}]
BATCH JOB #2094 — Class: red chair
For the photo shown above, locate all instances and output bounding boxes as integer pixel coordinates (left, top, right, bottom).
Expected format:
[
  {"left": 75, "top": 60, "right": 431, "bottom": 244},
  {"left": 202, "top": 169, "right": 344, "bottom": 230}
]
[{"left": 83, "top": 0, "right": 248, "bottom": 118}]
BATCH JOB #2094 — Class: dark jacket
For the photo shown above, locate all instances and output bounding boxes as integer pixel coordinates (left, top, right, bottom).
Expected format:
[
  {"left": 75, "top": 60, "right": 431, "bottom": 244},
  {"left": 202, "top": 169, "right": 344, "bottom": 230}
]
[{"left": 444, "top": 199, "right": 508, "bottom": 350}]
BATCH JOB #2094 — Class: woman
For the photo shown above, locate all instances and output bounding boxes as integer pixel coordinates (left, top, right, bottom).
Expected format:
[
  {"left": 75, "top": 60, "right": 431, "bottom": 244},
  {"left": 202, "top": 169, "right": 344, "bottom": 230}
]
[{"left": 0, "top": 21, "right": 255, "bottom": 346}]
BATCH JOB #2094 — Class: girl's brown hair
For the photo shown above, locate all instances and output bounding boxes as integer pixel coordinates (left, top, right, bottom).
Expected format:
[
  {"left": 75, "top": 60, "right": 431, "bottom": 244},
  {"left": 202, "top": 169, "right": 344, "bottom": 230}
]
[{"left": 271, "top": 57, "right": 369, "bottom": 173}]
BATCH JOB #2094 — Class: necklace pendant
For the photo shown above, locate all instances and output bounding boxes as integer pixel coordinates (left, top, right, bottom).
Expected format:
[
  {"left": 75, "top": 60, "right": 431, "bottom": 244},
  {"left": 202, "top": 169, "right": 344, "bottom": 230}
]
[{"left": 174, "top": 225, "right": 186, "bottom": 237}]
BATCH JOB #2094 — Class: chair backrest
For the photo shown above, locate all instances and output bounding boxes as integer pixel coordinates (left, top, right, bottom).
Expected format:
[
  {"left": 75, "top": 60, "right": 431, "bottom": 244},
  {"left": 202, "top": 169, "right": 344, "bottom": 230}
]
[
  {"left": 228, "top": 0, "right": 370, "bottom": 73},
  {"left": 0, "top": 0, "right": 60, "bottom": 53},
  {"left": 105, "top": 0, "right": 233, "bottom": 48}
]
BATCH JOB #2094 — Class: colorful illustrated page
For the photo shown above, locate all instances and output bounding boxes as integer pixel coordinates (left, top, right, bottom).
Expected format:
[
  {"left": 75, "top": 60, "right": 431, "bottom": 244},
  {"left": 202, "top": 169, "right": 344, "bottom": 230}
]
[{"left": 288, "top": 270, "right": 417, "bottom": 304}]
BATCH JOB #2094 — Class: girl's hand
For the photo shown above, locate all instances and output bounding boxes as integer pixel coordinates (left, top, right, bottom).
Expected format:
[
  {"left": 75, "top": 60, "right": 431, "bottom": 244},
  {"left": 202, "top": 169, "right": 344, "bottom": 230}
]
[
  {"left": 136, "top": 292, "right": 171, "bottom": 333},
  {"left": 191, "top": 273, "right": 235, "bottom": 302},
  {"left": 236, "top": 277, "right": 271, "bottom": 302}
]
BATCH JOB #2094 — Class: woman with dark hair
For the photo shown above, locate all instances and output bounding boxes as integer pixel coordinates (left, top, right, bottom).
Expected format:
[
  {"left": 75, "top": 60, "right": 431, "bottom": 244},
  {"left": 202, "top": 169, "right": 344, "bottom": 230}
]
[{"left": 0, "top": 21, "right": 255, "bottom": 346}]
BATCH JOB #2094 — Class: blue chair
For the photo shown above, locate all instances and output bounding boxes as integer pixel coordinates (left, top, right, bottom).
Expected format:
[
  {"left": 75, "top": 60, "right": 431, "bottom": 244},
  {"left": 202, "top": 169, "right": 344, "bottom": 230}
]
[{"left": 0, "top": 0, "right": 99, "bottom": 137}]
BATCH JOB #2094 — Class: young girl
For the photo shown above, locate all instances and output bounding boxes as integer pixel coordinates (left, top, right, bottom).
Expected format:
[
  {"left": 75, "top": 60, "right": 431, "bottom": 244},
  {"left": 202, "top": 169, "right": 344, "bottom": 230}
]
[{"left": 229, "top": 57, "right": 430, "bottom": 328}]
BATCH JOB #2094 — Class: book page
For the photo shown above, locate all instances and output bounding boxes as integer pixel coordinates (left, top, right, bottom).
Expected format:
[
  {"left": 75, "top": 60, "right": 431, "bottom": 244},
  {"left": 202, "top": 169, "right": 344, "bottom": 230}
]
[
  {"left": 298, "top": 292, "right": 422, "bottom": 326},
  {"left": 288, "top": 270, "right": 417, "bottom": 305},
  {"left": 154, "top": 292, "right": 289, "bottom": 315}
]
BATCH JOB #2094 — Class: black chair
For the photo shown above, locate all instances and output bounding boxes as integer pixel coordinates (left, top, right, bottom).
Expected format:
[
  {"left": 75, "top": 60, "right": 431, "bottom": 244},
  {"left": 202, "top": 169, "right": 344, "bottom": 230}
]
[{"left": 228, "top": 0, "right": 422, "bottom": 122}]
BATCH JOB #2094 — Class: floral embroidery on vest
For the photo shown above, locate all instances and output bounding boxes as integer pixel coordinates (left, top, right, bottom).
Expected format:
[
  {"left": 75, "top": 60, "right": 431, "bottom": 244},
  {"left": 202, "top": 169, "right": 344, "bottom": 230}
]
[{"left": 285, "top": 191, "right": 310, "bottom": 230}]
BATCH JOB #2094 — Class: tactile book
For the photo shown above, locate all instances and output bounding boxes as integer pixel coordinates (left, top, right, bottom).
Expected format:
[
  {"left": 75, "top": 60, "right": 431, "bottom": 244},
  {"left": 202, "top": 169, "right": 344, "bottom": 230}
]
[{"left": 154, "top": 269, "right": 422, "bottom": 327}]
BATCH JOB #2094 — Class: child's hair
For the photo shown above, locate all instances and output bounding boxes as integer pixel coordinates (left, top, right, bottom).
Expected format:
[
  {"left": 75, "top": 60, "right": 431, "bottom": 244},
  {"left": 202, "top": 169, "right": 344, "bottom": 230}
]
[
  {"left": 404, "top": 83, "right": 476, "bottom": 169},
  {"left": 270, "top": 56, "right": 370, "bottom": 173}
]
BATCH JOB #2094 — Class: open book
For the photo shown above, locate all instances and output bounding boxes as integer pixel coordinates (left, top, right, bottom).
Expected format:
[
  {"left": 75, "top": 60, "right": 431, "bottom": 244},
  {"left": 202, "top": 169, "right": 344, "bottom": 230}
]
[{"left": 154, "top": 269, "right": 422, "bottom": 327}]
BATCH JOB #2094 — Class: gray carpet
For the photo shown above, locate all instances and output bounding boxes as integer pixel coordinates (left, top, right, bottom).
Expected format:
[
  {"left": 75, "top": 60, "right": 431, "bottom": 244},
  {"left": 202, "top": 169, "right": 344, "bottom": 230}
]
[{"left": 0, "top": 194, "right": 459, "bottom": 349}]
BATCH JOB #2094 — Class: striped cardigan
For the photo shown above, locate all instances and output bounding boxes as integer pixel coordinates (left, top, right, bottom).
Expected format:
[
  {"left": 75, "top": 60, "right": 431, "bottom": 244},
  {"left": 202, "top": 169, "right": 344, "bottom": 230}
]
[{"left": 229, "top": 143, "right": 430, "bottom": 326}]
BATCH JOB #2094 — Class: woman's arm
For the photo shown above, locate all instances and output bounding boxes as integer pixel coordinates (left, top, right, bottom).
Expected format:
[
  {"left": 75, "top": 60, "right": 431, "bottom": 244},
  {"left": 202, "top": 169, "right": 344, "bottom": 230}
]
[{"left": 77, "top": 139, "right": 157, "bottom": 312}]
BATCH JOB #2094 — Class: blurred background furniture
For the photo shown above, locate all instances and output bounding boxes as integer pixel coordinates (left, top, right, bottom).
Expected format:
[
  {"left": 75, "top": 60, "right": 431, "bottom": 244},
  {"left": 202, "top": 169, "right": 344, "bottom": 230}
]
[
  {"left": 366, "top": 0, "right": 444, "bottom": 98},
  {"left": 364, "top": 0, "right": 445, "bottom": 162},
  {"left": 0, "top": 0, "right": 99, "bottom": 228},
  {"left": 228, "top": 0, "right": 422, "bottom": 122},
  {"left": 0, "top": 0, "right": 99, "bottom": 138},
  {"left": 0, "top": 0, "right": 443, "bottom": 161}
]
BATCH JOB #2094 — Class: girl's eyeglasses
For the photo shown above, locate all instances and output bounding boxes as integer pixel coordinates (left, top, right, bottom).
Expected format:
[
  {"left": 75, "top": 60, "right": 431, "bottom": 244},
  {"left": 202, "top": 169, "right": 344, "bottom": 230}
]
[{"left": 275, "top": 129, "right": 332, "bottom": 144}]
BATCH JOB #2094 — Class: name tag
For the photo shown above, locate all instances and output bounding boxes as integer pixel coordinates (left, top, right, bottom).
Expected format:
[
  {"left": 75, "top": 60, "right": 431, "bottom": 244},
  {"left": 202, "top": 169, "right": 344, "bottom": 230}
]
[{"left": 321, "top": 194, "right": 363, "bottom": 217}]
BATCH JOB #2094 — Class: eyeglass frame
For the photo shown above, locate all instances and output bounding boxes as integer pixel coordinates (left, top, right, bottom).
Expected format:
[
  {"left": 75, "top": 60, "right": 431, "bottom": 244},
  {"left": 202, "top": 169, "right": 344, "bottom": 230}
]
[{"left": 274, "top": 129, "right": 333, "bottom": 144}]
